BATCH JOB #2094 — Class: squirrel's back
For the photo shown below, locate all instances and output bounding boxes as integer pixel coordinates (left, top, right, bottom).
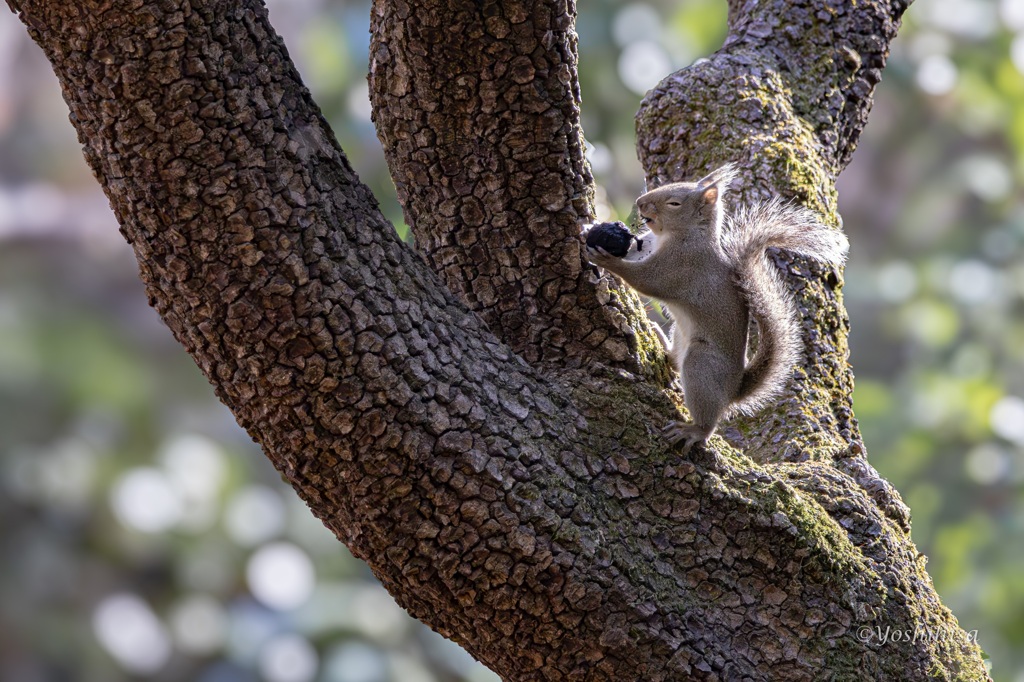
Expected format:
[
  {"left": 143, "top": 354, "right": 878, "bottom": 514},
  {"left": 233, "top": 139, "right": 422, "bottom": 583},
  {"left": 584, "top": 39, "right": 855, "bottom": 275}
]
[{"left": 722, "top": 199, "right": 849, "bottom": 416}]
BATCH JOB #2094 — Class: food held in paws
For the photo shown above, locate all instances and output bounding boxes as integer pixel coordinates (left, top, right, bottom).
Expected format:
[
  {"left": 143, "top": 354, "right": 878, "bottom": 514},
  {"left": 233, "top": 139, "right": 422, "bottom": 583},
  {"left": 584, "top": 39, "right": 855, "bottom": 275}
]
[{"left": 585, "top": 221, "right": 633, "bottom": 258}]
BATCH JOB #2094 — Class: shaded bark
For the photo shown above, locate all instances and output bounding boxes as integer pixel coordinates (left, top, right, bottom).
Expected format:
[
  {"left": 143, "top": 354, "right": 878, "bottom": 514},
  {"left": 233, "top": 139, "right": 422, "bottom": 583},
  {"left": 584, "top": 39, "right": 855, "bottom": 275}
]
[
  {"left": 368, "top": 0, "right": 669, "bottom": 378},
  {"left": 6, "top": 0, "right": 987, "bottom": 679}
]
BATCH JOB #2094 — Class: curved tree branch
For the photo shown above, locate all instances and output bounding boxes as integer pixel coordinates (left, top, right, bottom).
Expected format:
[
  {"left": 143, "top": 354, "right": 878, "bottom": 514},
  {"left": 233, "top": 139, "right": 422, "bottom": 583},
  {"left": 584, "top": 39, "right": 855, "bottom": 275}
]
[
  {"left": 7, "top": 0, "right": 987, "bottom": 678},
  {"left": 368, "top": 0, "right": 669, "bottom": 378}
]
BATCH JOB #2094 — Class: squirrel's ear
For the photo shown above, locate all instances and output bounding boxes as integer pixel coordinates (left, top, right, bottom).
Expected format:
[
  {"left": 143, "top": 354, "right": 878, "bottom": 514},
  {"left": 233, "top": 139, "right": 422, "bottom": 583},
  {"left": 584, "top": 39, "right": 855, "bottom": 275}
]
[
  {"left": 696, "top": 163, "right": 737, "bottom": 192},
  {"left": 702, "top": 186, "right": 719, "bottom": 205}
]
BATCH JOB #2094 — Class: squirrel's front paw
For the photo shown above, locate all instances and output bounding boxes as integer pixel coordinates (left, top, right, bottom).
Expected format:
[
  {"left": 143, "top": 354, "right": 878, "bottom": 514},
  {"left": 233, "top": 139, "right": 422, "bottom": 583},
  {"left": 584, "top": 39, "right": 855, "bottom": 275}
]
[{"left": 585, "top": 244, "right": 615, "bottom": 265}]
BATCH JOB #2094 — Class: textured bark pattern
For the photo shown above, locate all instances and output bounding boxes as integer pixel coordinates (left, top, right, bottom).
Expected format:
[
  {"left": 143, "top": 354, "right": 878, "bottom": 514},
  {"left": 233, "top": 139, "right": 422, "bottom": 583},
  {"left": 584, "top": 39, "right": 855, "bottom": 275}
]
[
  {"left": 368, "top": 0, "right": 669, "bottom": 377},
  {"left": 8, "top": 0, "right": 987, "bottom": 679}
]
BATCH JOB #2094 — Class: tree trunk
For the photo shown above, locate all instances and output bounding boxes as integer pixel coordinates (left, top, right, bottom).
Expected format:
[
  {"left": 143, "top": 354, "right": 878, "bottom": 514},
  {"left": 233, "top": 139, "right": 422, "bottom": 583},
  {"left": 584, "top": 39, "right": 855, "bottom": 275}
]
[
  {"left": 366, "top": 0, "right": 669, "bottom": 379},
  {"left": 7, "top": 0, "right": 988, "bottom": 679}
]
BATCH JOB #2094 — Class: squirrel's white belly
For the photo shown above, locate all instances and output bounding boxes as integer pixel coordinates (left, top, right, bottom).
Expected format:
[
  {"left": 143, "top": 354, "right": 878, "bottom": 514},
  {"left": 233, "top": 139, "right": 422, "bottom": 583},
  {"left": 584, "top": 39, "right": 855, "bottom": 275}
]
[{"left": 666, "top": 303, "right": 693, "bottom": 366}]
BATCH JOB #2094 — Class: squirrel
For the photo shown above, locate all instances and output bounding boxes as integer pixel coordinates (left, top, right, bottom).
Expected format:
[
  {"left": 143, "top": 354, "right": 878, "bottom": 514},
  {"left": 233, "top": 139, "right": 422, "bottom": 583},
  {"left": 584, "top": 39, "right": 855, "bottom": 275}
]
[{"left": 585, "top": 164, "right": 849, "bottom": 453}]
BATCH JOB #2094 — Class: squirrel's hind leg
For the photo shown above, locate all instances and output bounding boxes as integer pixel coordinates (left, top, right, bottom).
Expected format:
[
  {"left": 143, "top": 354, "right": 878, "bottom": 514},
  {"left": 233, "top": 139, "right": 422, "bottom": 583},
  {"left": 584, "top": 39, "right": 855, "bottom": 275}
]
[{"left": 666, "top": 342, "right": 741, "bottom": 453}]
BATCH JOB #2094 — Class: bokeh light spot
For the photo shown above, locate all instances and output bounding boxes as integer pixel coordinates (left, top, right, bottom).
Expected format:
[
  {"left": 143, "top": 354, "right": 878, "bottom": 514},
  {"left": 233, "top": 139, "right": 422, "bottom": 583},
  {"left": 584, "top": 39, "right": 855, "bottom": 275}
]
[
  {"left": 111, "top": 467, "right": 183, "bottom": 533},
  {"left": 347, "top": 82, "right": 373, "bottom": 121},
  {"left": 170, "top": 594, "right": 228, "bottom": 656},
  {"left": 957, "top": 155, "right": 1012, "bottom": 202},
  {"left": 618, "top": 42, "right": 672, "bottom": 96},
  {"left": 965, "top": 444, "right": 1010, "bottom": 485},
  {"left": 351, "top": 586, "right": 410, "bottom": 642},
  {"left": 259, "top": 634, "right": 319, "bottom": 682},
  {"left": 225, "top": 485, "right": 286, "bottom": 547},
  {"left": 991, "top": 396, "right": 1024, "bottom": 445},
  {"left": 1000, "top": 0, "right": 1024, "bottom": 31},
  {"left": 1010, "top": 34, "right": 1024, "bottom": 77},
  {"left": 322, "top": 642, "right": 388, "bottom": 682},
  {"left": 916, "top": 54, "right": 957, "bottom": 95},
  {"left": 246, "top": 542, "right": 315, "bottom": 610},
  {"left": 876, "top": 261, "right": 918, "bottom": 303},
  {"left": 612, "top": 3, "right": 662, "bottom": 48},
  {"left": 948, "top": 259, "right": 999, "bottom": 305},
  {"left": 585, "top": 141, "right": 613, "bottom": 176},
  {"left": 161, "top": 434, "right": 227, "bottom": 500},
  {"left": 92, "top": 593, "right": 172, "bottom": 675}
]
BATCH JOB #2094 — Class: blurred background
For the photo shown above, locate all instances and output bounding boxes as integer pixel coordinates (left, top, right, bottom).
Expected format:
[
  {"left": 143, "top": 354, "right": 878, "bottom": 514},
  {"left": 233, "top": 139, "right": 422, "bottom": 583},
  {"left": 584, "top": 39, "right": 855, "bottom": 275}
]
[{"left": 0, "top": 0, "right": 1021, "bottom": 679}]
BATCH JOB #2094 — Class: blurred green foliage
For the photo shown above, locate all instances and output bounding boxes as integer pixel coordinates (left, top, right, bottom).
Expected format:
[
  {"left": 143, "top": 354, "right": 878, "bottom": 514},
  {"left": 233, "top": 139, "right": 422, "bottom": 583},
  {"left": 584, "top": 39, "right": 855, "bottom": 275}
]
[{"left": 1, "top": 0, "right": 1023, "bottom": 680}]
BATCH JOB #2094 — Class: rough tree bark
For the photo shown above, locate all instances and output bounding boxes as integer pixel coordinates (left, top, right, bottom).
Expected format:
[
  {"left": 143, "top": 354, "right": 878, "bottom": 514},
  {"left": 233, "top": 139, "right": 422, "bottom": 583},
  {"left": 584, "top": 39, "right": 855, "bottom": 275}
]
[{"left": 7, "top": 0, "right": 988, "bottom": 679}]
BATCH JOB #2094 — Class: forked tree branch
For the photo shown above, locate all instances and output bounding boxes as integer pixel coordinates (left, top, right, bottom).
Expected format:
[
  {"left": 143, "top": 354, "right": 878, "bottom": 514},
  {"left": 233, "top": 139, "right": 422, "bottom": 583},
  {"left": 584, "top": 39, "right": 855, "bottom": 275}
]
[
  {"left": 368, "top": 0, "right": 670, "bottom": 378},
  {"left": 7, "top": 0, "right": 987, "bottom": 678}
]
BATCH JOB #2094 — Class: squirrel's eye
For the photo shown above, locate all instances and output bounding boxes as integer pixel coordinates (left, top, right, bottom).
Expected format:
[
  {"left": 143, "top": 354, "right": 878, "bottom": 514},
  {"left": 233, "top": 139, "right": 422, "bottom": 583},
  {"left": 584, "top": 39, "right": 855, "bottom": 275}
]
[{"left": 666, "top": 201, "right": 682, "bottom": 207}]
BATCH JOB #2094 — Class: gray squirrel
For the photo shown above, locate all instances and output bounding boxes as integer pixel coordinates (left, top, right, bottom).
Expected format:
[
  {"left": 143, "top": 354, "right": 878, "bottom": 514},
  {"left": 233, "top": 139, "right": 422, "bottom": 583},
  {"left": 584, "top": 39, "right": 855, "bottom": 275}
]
[{"left": 585, "top": 164, "right": 849, "bottom": 453}]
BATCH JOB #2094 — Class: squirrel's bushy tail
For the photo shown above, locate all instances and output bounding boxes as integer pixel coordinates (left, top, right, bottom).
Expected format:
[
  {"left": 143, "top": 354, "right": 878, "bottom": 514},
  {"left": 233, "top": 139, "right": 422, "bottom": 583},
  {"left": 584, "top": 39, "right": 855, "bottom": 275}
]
[{"left": 721, "top": 199, "right": 849, "bottom": 416}]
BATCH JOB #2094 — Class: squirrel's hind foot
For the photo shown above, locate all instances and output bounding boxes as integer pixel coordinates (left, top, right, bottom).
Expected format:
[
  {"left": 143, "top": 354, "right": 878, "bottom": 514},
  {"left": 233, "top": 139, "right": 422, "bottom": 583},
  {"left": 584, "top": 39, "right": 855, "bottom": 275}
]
[{"left": 662, "top": 421, "right": 712, "bottom": 455}]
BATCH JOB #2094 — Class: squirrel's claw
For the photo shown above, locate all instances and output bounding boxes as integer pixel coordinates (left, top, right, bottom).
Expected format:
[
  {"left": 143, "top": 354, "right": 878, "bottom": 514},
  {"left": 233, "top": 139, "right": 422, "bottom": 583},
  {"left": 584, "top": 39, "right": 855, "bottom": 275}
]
[
  {"left": 663, "top": 421, "right": 710, "bottom": 455},
  {"left": 586, "top": 244, "right": 614, "bottom": 263}
]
